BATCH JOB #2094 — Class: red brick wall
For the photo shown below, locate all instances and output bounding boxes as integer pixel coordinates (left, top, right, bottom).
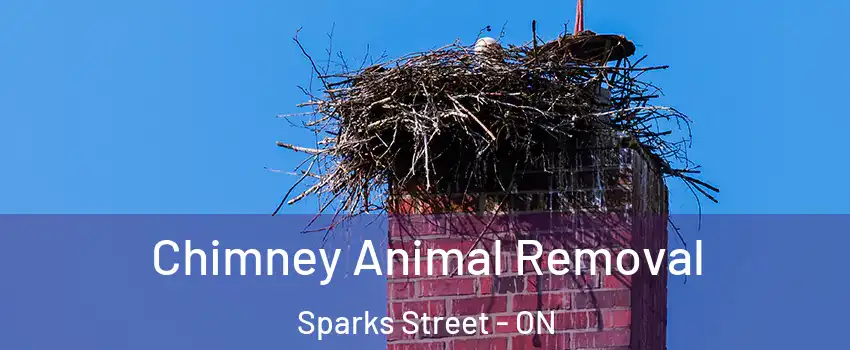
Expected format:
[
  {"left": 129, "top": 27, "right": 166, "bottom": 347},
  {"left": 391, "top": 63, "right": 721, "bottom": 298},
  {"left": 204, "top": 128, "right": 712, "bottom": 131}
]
[
  {"left": 627, "top": 152, "right": 669, "bottom": 350},
  {"left": 386, "top": 148, "right": 668, "bottom": 350}
]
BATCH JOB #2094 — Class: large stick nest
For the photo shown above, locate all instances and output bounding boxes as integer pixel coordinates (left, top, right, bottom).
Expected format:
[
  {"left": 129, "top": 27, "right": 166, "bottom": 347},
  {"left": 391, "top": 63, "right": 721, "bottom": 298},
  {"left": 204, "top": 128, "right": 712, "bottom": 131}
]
[{"left": 277, "top": 30, "right": 718, "bottom": 220}]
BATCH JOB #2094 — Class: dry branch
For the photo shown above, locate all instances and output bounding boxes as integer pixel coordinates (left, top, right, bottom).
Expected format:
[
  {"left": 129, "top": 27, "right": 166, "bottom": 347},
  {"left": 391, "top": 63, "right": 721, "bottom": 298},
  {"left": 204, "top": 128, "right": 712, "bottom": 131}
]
[{"left": 277, "top": 29, "right": 718, "bottom": 225}]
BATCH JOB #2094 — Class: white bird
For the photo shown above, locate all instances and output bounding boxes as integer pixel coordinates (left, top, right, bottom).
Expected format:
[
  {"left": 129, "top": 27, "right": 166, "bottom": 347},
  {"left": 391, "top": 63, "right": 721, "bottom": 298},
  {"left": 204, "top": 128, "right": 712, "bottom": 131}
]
[{"left": 474, "top": 37, "right": 501, "bottom": 55}]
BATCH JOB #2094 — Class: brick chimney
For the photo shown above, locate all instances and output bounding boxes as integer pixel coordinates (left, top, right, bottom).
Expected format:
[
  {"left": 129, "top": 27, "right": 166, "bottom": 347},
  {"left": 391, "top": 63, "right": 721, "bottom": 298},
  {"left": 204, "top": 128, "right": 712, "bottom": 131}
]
[{"left": 386, "top": 132, "right": 669, "bottom": 349}]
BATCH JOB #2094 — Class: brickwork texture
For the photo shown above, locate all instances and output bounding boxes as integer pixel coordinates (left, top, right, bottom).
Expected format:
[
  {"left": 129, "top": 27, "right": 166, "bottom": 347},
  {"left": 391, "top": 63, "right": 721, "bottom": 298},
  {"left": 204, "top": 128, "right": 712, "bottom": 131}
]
[{"left": 387, "top": 144, "right": 669, "bottom": 350}]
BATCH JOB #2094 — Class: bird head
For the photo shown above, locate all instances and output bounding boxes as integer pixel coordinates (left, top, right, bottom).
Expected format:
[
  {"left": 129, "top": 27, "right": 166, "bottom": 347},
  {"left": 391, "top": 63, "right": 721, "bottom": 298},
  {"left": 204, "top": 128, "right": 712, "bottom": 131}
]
[{"left": 473, "top": 37, "right": 501, "bottom": 55}]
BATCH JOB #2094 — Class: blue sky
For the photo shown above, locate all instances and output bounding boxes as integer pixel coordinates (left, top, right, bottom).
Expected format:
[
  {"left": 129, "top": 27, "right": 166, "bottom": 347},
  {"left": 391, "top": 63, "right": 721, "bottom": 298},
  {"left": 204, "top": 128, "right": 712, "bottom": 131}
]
[
  {"left": 2, "top": 0, "right": 848, "bottom": 214},
  {"left": 1, "top": 1, "right": 849, "bottom": 349}
]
